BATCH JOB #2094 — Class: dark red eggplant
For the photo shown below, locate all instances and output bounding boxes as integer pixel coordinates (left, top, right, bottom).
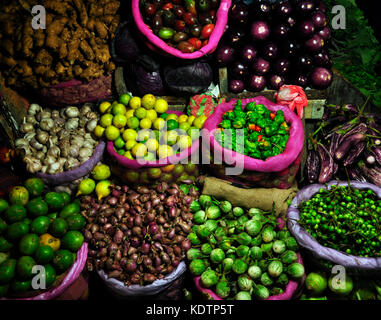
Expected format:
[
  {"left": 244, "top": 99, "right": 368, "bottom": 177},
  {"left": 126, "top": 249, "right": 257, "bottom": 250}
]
[
  {"left": 358, "top": 161, "right": 381, "bottom": 187},
  {"left": 306, "top": 148, "right": 321, "bottom": 183},
  {"left": 334, "top": 133, "right": 366, "bottom": 161},
  {"left": 343, "top": 141, "right": 366, "bottom": 167},
  {"left": 317, "top": 143, "right": 335, "bottom": 183}
]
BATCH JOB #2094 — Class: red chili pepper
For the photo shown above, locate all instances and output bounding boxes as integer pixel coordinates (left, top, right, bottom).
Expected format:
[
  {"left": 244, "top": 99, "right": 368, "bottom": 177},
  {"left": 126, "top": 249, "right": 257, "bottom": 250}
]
[
  {"left": 145, "top": 3, "right": 157, "bottom": 16},
  {"left": 257, "top": 135, "right": 263, "bottom": 142},
  {"left": 255, "top": 126, "right": 262, "bottom": 132},
  {"left": 162, "top": 3, "right": 173, "bottom": 10},
  {"left": 248, "top": 124, "right": 256, "bottom": 131},
  {"left": 201, "top": 23, "right": 214, "bottom": 39},
  {"left": 184, "top": 0, "right": 197, "bottom": 16},
  {"left": 183, "top": 12, "right": 196, "bottom": 25},
  {"left": 172, "top": 0, "right": 182, "bottom": 4},
  {"left": 174, "top": 19, "right": 186, "bottom": 31},
  {"left": 188, "top": 37, "right": 202, "bottom": 50},
  {"left": 202, "top": 39, "right": 208, "bottom": 47},
  {"left": 270, "top": 112, "right": 276, "bottom": 120}
]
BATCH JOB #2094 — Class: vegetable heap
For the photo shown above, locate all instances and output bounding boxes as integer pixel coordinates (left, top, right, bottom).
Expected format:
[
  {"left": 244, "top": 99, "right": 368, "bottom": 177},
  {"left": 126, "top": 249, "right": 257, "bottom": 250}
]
[
  {"left": 0, "top": 0, "right": 120, "bottom": 89},
  {"left": 0, "top": 178, "right": 85, "bottom": 298},
  {"left": 298, "top": 185, "right": 381, "bottom": 257},
  {"left": 187, "top": 196, "right": 305, "bottom": 300},
  {"left": 140, "top": 0, "right": 220, "bottom": 53},
  {"left": 215, "top": 100, "right": 290, "bottom": 160}
]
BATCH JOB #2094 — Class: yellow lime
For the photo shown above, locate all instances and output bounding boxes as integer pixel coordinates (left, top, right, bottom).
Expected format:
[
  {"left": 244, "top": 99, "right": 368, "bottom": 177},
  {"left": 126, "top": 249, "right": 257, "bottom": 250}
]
[
  {"left": 187, "top": 115, "right": 196, "bottom": 126},
  {"left": 179, "top": 122, "right": 191, "bottom": 132},
  {"left": 127, "top": 116, "right": 140, "bottom": 129},
  {"left": 94, "top": 125, "right": 105, "bottom": 138},
  {"left": 119, "top": 93, "right": 132, "bottom": 106},
  {"left": 146, "top": 109, "right": 158, "bottom": 121},
  {"left": 157, "top": 145, "right": 174, "bottom": 159},
  {"left": 100, "top": 114, "right": 113, "bottom": 128},
  {"left": 112, "top": 103, "right": 127, "bottom": 116},
  {"left": 105, "top": 125, "right": 120, "bottom": 141},
  {"left": 123, "top": 129, "right": 138, "bottom": 141},
  {"left": 142, "top": 94, "right": 156, "bottom": 109},
  {"left": 178, "top": 114, "right": 188, "bottom": 123},
  {"left": 113, "top": 114, "right": 127, "bottom": 128},
  {"left": 145, "top": 138, "right": 159, "bottom": 152},
  {"left": 165, "top": 131, "right": 178, "bottom": 146},
  {"left": 76, "top": 178, "right": 96, "bottom": 196},
  {"left": 153, "top": 118, "right": 165, "bottom": 130},
  {"left": 177, "top": 135, "right": 192, "bottom": 149},
  {"left": 92, "top": 164, "right": 111, "bottom": 180},
  {"left": 193, "top": 115, "right": 207, "bottom": 129},
  {"left": 129, "top": 96, "right": 142, "bottom": 109},
  {"left": 135, "top": 107, "right": 147, "bottom": 120},
  {"left": 188, "top": 127, "right": 200, "bottom": 140},
  {"left": 126, "top": 109, "right": 135, "bottom": 119},
  {"left": 124, "top": 151, "right": 134, "bottom": 160},
  {"left": 166, "top": 113, "right": 178, "bottom": 121},
  {"left": 140, "top": 118, "right": 152, "bottom": 129},
  {"left": 125, "top": 139, "right": 137, "bottom": 151},
  {"left": 99, "top": 101, "right": 112, "bottom": 114},
  {"left": 95, "top": 180, "right": 111, "bottom": 201},
  {"left": 144, "top": 152, "right": 156, "bottom": 162},
  {"left": 137, "top": 129, "right": 154, "bottom": 142},
  {"left": 154, "top": 98, "right": 168, "bottom": 114},
  {"left": 131, "top": 143, "right": 147, "bottom": 158}
]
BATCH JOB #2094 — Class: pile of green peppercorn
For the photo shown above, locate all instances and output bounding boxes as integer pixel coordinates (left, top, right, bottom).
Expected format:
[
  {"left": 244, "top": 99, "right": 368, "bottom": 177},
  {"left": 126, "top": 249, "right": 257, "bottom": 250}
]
[{"left": 298, "top": 185, "right": 381, "bottom": 257}]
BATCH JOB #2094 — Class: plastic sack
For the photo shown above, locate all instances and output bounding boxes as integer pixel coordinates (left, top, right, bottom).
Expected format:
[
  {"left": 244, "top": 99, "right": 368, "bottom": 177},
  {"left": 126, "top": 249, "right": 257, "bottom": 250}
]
[
  {"left": 36, "top": 141, "right": 106, "bottom": 186},
  {"left": 97, "top": 261, "right": 186, "bottom": 298},
  {"left": 194, "top": 219, "right": 305, "bottom": 300},
  {"left": 287, "top": 180, "right": 381, "bottom": 271},
  {"left": 132, "top": 0, "right": 232, "bottom": 59},
  {"left": 202, "top": 96, "right": 304, "bottom": 189},
  {"left": 3, "top": 243, "right": 88, "bottom": 300},
  {"left": 38, "top": 76, "right": 113, "bottom": 107}
]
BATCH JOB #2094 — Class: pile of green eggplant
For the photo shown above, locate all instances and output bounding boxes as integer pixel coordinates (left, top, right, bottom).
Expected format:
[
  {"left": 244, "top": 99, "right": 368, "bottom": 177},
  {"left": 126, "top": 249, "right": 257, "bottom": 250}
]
[
  {"left": 305, "top": 102, "right": 381, "bottom": 186},
  {"left": 187, "top": 195, "right": 305, "bottom": 300}
]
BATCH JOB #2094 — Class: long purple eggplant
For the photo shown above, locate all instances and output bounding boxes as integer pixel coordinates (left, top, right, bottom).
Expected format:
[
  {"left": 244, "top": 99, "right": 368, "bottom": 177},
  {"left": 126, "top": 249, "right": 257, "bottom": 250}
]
[
  {"left": 373, "top": 147, "right": 381, "bottom": 166},
  {"left": 317, "top": 143, "right": 335, "bottom": 184},
  {"left": 358, "top": 161, "right": 381, "bottom": 187},
  {"left": 334, "top": 133, "right": 366, "bottom": 161},
  {"left": 347, "top": 166, "right": 367, "bottom": 183},
  {"left": 306, "top": 149, "right": 320, "bottom": 183},
  {"left": 343, "top": 141, "right": 366, "bottom": 167},
  {"left": 329, "top": 132, "right": 343, "bottom": 155},
  {"left": 340, "top": 123, "right": 367, "bottom": 140}
]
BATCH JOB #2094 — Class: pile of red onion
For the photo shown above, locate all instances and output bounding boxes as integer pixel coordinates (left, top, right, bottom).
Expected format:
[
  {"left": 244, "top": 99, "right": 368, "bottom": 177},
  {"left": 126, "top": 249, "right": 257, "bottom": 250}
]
[{"left": 83, "top": 182, "right": 199, "bottom": 286}]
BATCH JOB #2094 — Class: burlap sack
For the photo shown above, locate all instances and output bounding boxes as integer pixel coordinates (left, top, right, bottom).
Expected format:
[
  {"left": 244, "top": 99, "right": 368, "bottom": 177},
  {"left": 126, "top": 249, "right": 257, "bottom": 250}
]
[{"left": 201, "top": 177, "right": 298, "bottom": 217}]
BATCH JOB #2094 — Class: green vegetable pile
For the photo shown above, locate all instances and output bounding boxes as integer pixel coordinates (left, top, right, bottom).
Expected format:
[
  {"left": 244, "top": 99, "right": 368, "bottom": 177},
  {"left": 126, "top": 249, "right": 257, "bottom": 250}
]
[
  {"left": 215, "top": 100, "right": 290, "bottom": 160},
  {"left": 298, "top": 185, "right": 381, "bottom": 257},
  {"left": 187, "top": 195, "right": 305, "bottom": 300}
]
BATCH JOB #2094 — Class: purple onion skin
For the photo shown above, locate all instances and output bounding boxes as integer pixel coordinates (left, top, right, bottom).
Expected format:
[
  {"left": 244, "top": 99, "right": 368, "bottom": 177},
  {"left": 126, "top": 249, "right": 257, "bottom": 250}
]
[
  {"left": 216, "top": 44, "right": 235, "bottom": 66},
  {"left": 252, "top": 57, "right": 270, "bottom": 75},
  {"left": 305, "top": 34, "right": 325, "bottom": 52},
  {"left": 310, "top": 67, "right": 333, "bottom": 89},
  {"left": 230, "top": 61, "right": 249, "bottom": 79},
  {"left": 268, "top": 75, "right": 286, "bottom": 90},
  {"left": 241, "top": 45, "right": 257, "bottom": 64},
  {"left": 314, "top": 51, "right": 332, "bottom": 67},
  {"left": 275, "top": 59, "right": 290, "bottom": 75},
  {"left": 312, "top": 11, "right": 328, "bottom": 29},
  {"left": 229, "top": 79, "right": 245, "bottom": 94},
  {"left": 249, "top": 75, "right": 266, "bottom": 92},
  {"left": 230, "top": 2, "right": 249, "bottom": 24},
  {"left": 251, "top": 21, "right": 270, "bottom": 41},
  {"left": 318, "top": 27, "right": 331, "bottom": 41},
  {"left": 298, "top": 20, "right": 315, "bottom": 38}
]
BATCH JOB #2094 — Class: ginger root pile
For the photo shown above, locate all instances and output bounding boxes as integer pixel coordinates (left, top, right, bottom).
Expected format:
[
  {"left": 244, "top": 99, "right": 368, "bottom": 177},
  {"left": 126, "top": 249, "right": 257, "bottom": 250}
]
[{"left": 0, "top": 0, "right": 120, "bottom": 89}]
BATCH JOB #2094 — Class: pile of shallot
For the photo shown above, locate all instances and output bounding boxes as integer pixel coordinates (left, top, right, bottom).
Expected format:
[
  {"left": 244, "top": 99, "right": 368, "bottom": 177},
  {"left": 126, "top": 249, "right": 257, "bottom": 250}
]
[{"left": 83, "top": 182, "right": 199, "bottom": 286}]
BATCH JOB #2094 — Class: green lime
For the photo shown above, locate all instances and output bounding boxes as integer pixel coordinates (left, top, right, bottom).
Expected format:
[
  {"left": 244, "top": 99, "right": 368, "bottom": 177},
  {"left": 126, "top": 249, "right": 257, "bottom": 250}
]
[
  {"left": 61, "top": 231, "right": 84, "bottom": 253},
  {"left": 0, "top": 218, "right": 7, "bottom": 235},
  {"left": 0, "top": 199, "right": 9, "bottom": 213},
  {"left": 160, "top": 173, "right": 173, "bottom": 182},
  {"left": 4, "top": 204, "right": 27, "bottom": 223},
  {"left": 44, "top": 192, "right": 65, "bottom": 210},
  {"left": 19, "top": 234, "right": 39, "bottom": 256},
  {"left": 49, "top": 218, "right": 68, "bottom": 238},
  {"left": 0, "top": 259, "right": 16, "bottom": 284},
  {"left": 105, "top": 125, "right": 120, "bottom": 141},
  {"left": 112, "top": 103, "right": 127, "bottom": 116},
  {"left": 16, "top": 256, "right": 36, "bottom": 279},
  {"left": 135, "top": 107, "right": 147, "bottom": 120},
  {"left": 10, "top": 278, "right": 31, "bottom": 293},
  {"left": 6, "top": 222, "right": 29, "bottom": 240},
  {"left": 127, "top": 116, "right": 140, "bottom": 129},
  {"left": 24, "top": 178, "right": 45, "bottom": 198},
  {"left": 114, "top": 136, "right": 125, "bottom": 149},
  {"left": 30, "top": 216, "right": 50, "bottom": 235},
  {"left": 119, "top": 93, "right": 132, "bottom": 106},
  {"left": 117, "top": 149, "right": 125, "bottom": 155},
  {"left": 113, "top": 114, "right": 127, "bottom": 128},
  {"left": 160, "top": 112, "right": 169, "bottom": 120},
  {"left": 47, "top": 213, "right": 57, "bottom": 221},
  {"left": 148, "top": 168, "right": 162, "bottom": 179},
  {"left": 9, "top": 186, "right": 29, "bottom": 205},
  {"left": 52, "top": 249, "right": 75, "bottom": 273},
  {"left": 26, "top": 198, "right": 49, "bottom": 217},
  {"left": 92, "top": 164, "right": 111, "bottom": 181},
  {"left": 59, "top": 203, "right": 80, "bottom": 219},
  {"left": 125, "top": 171, "right": 139, "bottom": 183},
  {"left": 76, "top": 178, "right": 96, "bottom": 196},
  {"left": 65, "top": 214, "right": 86, "bottom": 231},
  {"left": 43, "top": 264, "right": 56, "bottom": 287},
  {"left": 34, "top": 245, "right": 54, "bottom": 264},
  {"left": 167, "top": 119, "right": 179, "bottom": 131},
  {"left": 0, "top": 283, "right": 9, "bottom": 297},
  {"left": 0, "top": 252, "right": 9, "bottom": 265},
  {"left": 60, "top": 192, "right": 71, "bottom": 206},
  {"left": 143, "top": 152, "right": 156, "bottom": 162},
  {"left": 187, "top": 127, "right": 200, "bottom": 140},
  {"left": 0, "top": 236, "right": 13, "bottom": 252},
  {"left": 173, "top": 164, "right": 185, "bottom": 177}
]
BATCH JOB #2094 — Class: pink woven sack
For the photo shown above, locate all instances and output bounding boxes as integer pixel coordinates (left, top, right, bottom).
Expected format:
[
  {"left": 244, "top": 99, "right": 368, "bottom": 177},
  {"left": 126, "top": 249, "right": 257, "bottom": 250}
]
[
  {"left": 132, "top": 0, "right": 232, "bottom": 59},
  {"left": 202, "top": 96, "right": 304, "bottom": 189}
]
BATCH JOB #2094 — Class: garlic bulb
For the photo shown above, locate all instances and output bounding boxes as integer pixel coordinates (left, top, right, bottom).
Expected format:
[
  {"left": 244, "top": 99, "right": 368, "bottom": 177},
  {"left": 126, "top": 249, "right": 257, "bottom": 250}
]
[
  {"left": 78, "top": 147, "right": 92, "bottom": 159},
  {"left": 36, "top": 130, "right": 49, "bottom": 144},
  {"left": 65, "top": 118, "right": 79, "bottom": 131},
  {"left": 65, "top": 157, "right": 80, "bottom": 170},
  {"left": 30, "top": 138, "right": 43, "bottom": 150},
  {"left": 58, "top": 140, "right": 70, "bottom": 157},
  {"left": 40, "top": 165, "right": 48, "bottom": 173},
  {"left": 35, "top": 151, "right": 45, "bottom": 160},
  {"left": 68, "top": 145, "right": 79, "bottom": 158},
  {"left": 48, "top": 136, "right": 58, "bottom": 148},
  {"left": 26, "top": 115, "right": 37, "bottom": 124},
  {"left": 71, "top": 136, "right": 84, "bottom": 148},
  {"left": 15, "top": 138, "right": 29, "bottom": 148},
  {"left": 43, "top": 155, "right": 57, "bottom": 166},
  {"left": 85, "top": 111, "right": 98, "bottom": 120},
  {"left": 58, "top": 157, "right": 67, "bottom": 167},
  {"left": 79, "top": 156, "right": 90, "bottom": 163},
  {"left": 40, "top": 118, "right": 54, "bottom": 131},
  {"left": 24, "top": 132, "right": 36, "bottom": 142},
  {"left": 47, "top": 162, "right": 61, "bottom": 174},
  {"left": 24, "top": 156, "right": 42, "bottom": 173},
  {"left": 36, "top": 111, "right": 51, "bottom": 122},
  {"left": 51, "top": 110, "right": 60, "bottom": 120},
  {"left": 65, "top": 106, "right": 80, "bottom": 118},
  {"left": 41, "top": 145, "right": 47, "bottom": 153},
  {"left": 28, "top": 103, "right": 41, "bottom": 116},
  {"left": 57, "top": 129, "right": 69, "bottom": 141},
  {"left": 47, "top": 146, "right": 60, "bottom": 158},
  {"left": 54, "top": 117, "right": 65, "bottom": 128},
  {"left": 55, "top": 185, "right": 72, "bottom": 195},
  {"left": 20, "top": 123, "right": 34, "bottom": 134},
  {"left": 86, "top": 119, "right": 98, "bottom": 133},
  {"left": 80, "top": 104, "right": 92, "bottom": 116}
]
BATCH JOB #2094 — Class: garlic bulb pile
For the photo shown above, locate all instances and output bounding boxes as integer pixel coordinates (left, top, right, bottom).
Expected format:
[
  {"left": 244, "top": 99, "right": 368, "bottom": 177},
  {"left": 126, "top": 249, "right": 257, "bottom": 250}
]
[{"left": 15, "top": 103, "right": 99, "bottom": 174}]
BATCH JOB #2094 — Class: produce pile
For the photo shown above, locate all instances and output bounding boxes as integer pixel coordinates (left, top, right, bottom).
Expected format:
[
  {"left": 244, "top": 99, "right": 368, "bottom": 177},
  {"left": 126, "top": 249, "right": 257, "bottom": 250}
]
[
  {"left": 95, "top": 93, "right": 206, "bottom": 160},
  {"left": 298, "top": 185, "right": 381, "bottom": 257},
  {"left": 83, "top": 181, "right": 199, "bottom": 285},
  {"left": 14, "top": 103, "right": 99, "bottom": 175},
  {"left": 0, "top": 0, "right": 120, "bottom": 89},
  {"left": 215, "top": 0, "right": 333, "bottom": 93},
  {"left": 140, "top": 0, "right": 220, "bottom": 53},
  {"left": 0, "top": 178, "right": 84, "bottom": 297},
  {"left": 305, "top": 102, "right": 381, "bottom": 186},
  {"left": 215, "top": 100, "right": 290, "bottom": 160},
  {"left": 187, "top": 196, "right": 305, "bottom": 300}
]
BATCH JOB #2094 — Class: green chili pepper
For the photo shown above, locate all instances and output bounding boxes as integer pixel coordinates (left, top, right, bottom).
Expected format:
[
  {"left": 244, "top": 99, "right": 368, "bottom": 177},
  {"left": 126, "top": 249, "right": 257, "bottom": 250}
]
[
  {"left": 185, "top": 0, "right": 197, "bottom": 16},
  {"left": 245, "top": 102, "right": 256, "bottom": 111},
  {"left": 220, "top": 119, "right": 231, "bottom": 129}
]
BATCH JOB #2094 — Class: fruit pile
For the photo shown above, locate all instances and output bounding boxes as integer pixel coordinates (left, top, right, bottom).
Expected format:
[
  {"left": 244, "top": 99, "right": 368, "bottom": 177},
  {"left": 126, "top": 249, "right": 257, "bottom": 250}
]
[
  {"left": 140, "top": 0, "right": 220, "bottom": 53},
  {"left": 0, "top": 178, "right": 85, "bottom": 297},
  {"left": 95, "top": 93, "right": 207, "bottom": 161}
]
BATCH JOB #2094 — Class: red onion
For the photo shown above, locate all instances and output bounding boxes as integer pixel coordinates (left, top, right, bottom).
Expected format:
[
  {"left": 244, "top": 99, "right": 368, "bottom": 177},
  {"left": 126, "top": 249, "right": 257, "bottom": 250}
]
[
  {"left": 181, "top": 239, "right": 191, "bottom": 251},
  {"left": 143, "top": 257, "right": 152, "bottom": 267},
  {"left": 131, "top": 253, "right": 138, "bottom": 261},
  {"left": 134, "top": 215, "right": 142, "bottom": 226},
  {"left": 149, "top": 222, "right": 159, "bottom": 234},
  {"left": 166, "top": 195, "right": 176, "bottom": 207},
  {"left": 154, "top": 242, "right": 163, "bottom": 251},
  {"left": 125, "top": 260, "right": 137, "bottom": 273},
  {"left": 130, "top": 237, "right": 140, "bottom": 247},
  {"left": 167, "top": 228, "right": 176, "bottom": 239},
  {"left": 141, "top": 243, "right": 150, "bottom": 254},
  {"left": 111, "top": 189, "right": 121, "bottom": 198},
  {"left": 132, "top": 226, "right": 142, "bottom": 236},
  {"left": 115, "top": 207, "right": 125, "bottom": 220},
  {"left": 154, "top": 257, "right": 161, "bottom": 268},
  {"left": 168, "top": 207, "right": 177, "bottom": 218},
  {"left": 113, "top": 229, "right": 124, "bottom": 244},
  {"left": 152, "top": 233, "right": 162, "bottom": 241}
]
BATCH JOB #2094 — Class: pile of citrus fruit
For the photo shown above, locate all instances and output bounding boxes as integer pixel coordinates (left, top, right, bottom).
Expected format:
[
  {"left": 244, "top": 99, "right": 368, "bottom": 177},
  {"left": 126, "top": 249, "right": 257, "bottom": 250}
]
[
  {"left": 0, "top": 178, "right": 85, "bottom": 297},
  {"left": 94, "top": 93, "right": 207, "bottom": 161}
]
